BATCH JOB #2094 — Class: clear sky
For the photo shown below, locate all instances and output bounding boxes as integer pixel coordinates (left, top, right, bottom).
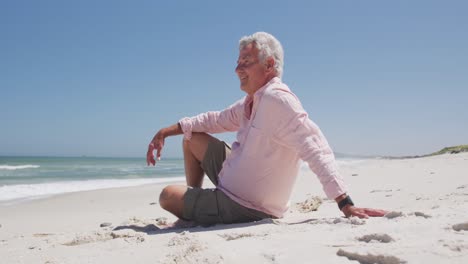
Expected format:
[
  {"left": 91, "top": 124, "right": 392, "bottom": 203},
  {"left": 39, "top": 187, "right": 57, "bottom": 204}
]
[{"left": 1, "top": 0, "right": 467, "bottom": 158}]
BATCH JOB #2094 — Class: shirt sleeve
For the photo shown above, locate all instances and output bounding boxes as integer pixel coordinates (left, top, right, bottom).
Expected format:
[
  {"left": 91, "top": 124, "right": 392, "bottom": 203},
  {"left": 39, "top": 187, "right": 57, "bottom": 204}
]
[
  {"left": 178, "top": 98, "right": 244, "bottom": 140},
  {"left": 270, "top": 91, "right": 348, "bottom": 199}
]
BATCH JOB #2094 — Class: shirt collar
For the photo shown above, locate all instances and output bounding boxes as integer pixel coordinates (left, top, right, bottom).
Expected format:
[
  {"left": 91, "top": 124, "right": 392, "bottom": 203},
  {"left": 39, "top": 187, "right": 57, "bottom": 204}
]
[{"left": 243, "top": 77, "right": 281, "bottom": 119}]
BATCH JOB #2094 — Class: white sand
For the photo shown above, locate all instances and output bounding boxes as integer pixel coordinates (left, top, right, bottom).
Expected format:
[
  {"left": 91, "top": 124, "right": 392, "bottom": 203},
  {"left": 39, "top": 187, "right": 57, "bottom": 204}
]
[{"left": 1, "top": 153, "right": 467, "bottom": 263}]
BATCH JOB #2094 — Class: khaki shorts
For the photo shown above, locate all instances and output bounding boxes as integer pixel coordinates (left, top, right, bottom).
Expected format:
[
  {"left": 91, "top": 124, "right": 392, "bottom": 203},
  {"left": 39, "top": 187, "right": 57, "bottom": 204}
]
[{"left": 182, "top": 137, "right": 272, "bottom": 226}]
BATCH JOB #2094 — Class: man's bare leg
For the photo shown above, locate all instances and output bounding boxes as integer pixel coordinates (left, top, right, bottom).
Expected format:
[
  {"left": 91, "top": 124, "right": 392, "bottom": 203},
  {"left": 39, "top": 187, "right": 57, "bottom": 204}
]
[
  {"left": 183, "top": 132, "right": 218, "bottom": 187},
  {"left": 159, "top": 132, "right": 218, "bottom": 219}
]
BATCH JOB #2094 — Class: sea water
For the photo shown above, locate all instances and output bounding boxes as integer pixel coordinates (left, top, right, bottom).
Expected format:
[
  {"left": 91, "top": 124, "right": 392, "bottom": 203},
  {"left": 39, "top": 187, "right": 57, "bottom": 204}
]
[
  {"left": 0, "top": 156, "right": 185, "bottom": 202},
  {"left": 0, "top": 155, "right": 369, "bottom": 203}
]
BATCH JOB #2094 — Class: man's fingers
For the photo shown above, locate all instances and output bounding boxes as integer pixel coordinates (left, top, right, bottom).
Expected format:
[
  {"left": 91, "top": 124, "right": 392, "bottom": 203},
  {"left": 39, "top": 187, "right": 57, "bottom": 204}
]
[
  {"left": 351, "top": 209, "right": 369, "bottom": 219},
  {"left": 147, "top": 142, "right": 163, "bottom": 165},
  {"left": 364, "top": 208, "right": 388, "bottom": 217},
  {"left": 148, "top": 155, "right": 156, "bottom": 166},
  {"left": 345, "top": 206, "right": 387, "bottom": 219},
  {"left": 147, "top": 144, "right": 156, "bottom": 166},
  {"left": 146, "top": 151, "right": 151, "bottom": 166},
  {"left": 343, "top": 206, "right": 387, "bottom": 219},
  {"left": 156, "top": 147, "right": 162, "bottom": 160},
  {"left": 343, "top": 206, "right": 367, "bottom": 219}
]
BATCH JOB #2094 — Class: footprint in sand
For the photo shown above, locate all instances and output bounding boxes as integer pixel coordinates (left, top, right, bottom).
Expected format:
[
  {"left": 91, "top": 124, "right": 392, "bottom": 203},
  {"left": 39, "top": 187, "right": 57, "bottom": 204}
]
[
  {"left": 63, "top": 232, "right": 113, "bottom": 246},
  {"left": 162, "top": 231, "right": 223, "bottom": 264},
  {"left": 110, "top": 231, "right": 145, "bottom": 243},
  {"left": 33, "top": 233, "right": 54, "bottom": 238},
  {"left": 262, "top": 253, "right": 279, "bottom": 263},
  {"left": 384, "top": 211, "right": 404, "bottom": 219},
  {"left": 413, "top": 212, "right": 431, "bottom": 218},
  {"left": 370, "top": 189, "right": 393, "bottom": 193},
  {"left": 357, "top": 233, "right": 394, "bottom": 243},
  {"left": 333, "top": 217, "right": 366, "bottom": 225},
  {"left": 63, "top": 230, "right": 145, "bottom": 246},
  {"left": 295, "top": 196, "right": 322, "bottom": 213},
  {"left": 167, "top": 231, "right": 196, "bottom": 247},
  {"left": 218, "top": 232, "right": 268, "bottom": 241},
  {"left": 126, "top": 216, "right": 167, "bottom": 226},
  {"left": 337, "top": 249, "right": 406, "bottom": 264},
  {"left": 452, "top": 221, "right": 468, "bottom": 231},
  {"left": 442, "top": 240, "right": 468, "bottom": 252}
]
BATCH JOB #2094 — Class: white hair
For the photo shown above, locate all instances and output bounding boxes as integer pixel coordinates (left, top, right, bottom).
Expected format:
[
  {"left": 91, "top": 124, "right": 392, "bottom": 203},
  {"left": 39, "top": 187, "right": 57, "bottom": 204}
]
[{"left": 239, "top": 32, "right": 284, "bottom": 78}]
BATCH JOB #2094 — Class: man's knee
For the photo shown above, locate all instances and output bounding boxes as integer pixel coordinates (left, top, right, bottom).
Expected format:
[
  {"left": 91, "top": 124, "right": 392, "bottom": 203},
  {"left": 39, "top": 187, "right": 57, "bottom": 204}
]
[
  {"left": 159, "top": 185, "right": 186, "bottom": 212},
  {"left": 182, "top": 132, "right": 214, "bottom": 162},
  {"left": 159, "top": 185, "right": 174, "bottom": 210}
]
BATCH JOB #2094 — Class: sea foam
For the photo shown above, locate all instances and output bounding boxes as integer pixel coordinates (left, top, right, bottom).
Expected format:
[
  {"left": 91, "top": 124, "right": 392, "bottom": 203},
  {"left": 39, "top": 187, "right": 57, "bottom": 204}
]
[
  {"left": 0, "top": 165, "right": 40, "bottom": 170},
  {"left": 0, "top": 177, "right": 185, "bottom": 202}
]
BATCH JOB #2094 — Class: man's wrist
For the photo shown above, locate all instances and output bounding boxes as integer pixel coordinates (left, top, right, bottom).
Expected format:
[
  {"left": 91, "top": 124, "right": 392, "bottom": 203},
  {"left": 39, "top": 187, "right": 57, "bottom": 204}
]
[
  {"left": 159, "top": 124, "right": 179, "bottom": 138},
  {"left": 157, "top": 128, "right": 167, "bottom": 139},
  {"left": 337, "top": 195, "right": 354, "bottom": 211}
]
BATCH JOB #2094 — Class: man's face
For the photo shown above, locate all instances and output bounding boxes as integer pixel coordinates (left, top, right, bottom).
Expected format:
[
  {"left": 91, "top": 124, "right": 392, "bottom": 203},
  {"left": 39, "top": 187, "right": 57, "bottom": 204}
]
[{"left": 235, "top": 43, "right": 272, "bottom": 96}]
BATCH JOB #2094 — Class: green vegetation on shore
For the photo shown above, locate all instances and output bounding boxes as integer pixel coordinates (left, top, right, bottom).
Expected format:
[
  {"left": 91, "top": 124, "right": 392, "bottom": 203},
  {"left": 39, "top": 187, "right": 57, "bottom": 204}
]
[
  {"left": 427, "top": 145, "right": 468, "bottom": 156},
  {"left": 384, "top": 145, "right": 468, "bottom": 159}
]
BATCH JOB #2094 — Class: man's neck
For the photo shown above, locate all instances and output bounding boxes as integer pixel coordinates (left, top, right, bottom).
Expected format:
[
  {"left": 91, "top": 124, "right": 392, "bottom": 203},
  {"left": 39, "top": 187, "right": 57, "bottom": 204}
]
[{"left": 246, "top": 76, "right": 278, "bottom": 96}]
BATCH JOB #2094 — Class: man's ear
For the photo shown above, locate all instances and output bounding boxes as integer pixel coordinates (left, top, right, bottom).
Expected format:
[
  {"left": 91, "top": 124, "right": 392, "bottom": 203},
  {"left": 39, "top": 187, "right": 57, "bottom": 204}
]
[{"left": 266, "top": 57, "right": 275, "bottom": 71}]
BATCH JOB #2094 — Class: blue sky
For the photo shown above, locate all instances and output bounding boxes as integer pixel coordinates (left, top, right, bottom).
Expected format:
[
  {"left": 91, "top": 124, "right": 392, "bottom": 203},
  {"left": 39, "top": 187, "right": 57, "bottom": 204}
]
[{"left": 1, "top": 0, "right": 467, "bottom": 158}]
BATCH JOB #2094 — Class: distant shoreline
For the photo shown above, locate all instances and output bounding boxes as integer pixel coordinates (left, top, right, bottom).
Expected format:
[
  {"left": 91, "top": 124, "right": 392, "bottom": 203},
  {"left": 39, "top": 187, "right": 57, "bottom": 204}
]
[{"left": 378, "top": 144, "right": 468, "bottom": 160}]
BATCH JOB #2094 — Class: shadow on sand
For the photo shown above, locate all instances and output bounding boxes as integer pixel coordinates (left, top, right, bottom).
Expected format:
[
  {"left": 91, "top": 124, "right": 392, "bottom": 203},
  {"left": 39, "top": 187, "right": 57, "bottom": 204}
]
[{"left": 112, "top": 218, "right": 278, "bottom": 235}]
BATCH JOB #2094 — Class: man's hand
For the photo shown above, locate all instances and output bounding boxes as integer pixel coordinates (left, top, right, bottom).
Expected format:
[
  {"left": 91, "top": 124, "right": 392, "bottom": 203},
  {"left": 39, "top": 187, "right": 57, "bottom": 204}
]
[
  {"left": 341, "top": 205, "right": 388, "bottom": 219},
  {"left": 147, "top": 130, "right": 165, "bottom": 166},
  {"left": 146, "top": 123, "right": 183, "bottom": 166}
]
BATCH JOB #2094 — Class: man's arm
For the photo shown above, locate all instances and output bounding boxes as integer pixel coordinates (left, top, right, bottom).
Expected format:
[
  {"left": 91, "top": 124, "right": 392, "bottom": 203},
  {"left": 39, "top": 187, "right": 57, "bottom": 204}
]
[
  {"left": 147, "top": 123, "right": 183, "bottom": 166},
  {"left": 179, "top": 99, "right": 244, "bottom": 140},
  {"left": 147, "top": 98, "right": 244, "bottom": 165},
  {"left": 270, "top": 91, "right": 387, "bottom": 218}
]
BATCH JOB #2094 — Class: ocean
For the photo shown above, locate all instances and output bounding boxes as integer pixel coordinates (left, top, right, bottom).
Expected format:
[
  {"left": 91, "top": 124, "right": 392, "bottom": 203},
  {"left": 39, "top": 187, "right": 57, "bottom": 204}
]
[
  {"left": 0, "top": 156, "right": 185, "bottom": 203},
  {"left": 0, "top": 155, "right": 367, "bottom": 203}
]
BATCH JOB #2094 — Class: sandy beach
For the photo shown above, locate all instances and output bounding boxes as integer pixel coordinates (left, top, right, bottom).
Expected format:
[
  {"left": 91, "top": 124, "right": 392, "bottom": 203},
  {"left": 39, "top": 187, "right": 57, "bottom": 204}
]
[{"left": 1, "top": 153, "right": 467, "bottom": 263}]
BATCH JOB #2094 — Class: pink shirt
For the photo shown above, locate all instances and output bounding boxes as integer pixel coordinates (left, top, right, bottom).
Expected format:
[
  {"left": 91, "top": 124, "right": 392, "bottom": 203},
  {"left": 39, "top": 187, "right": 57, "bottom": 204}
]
[{"left": 179, "top": 77, "right": 347, "bottom": 217}]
